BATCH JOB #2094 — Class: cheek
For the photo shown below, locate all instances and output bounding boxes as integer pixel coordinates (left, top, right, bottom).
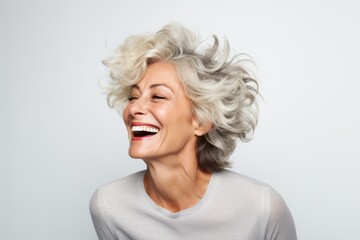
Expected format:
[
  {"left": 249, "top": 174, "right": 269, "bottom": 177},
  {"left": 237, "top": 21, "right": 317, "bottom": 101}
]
[
  {"left": 122, "top": 106, "right": 132, "bottom": 133},
  {"left": 123, "top": 105, "right": 130, "bottom": 122},
  {"left": 122, "top": 107, "right": 132, "bottom": 140},
  {"left": 155, "top": 105, "right": 193, "bottom": 130},
  {"left": 153, "top": 108, "right": 168, "bottom": 121}
]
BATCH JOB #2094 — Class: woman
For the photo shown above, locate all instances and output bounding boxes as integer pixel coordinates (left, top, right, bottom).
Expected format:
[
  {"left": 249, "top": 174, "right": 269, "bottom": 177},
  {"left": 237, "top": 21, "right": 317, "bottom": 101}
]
[{"left": 90, "top": 23, "right": 297, "bottom": 240}]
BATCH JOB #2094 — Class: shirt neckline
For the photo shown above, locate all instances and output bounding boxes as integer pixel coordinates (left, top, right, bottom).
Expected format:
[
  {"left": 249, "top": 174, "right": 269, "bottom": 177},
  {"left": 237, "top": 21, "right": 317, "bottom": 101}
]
[{"left": 138, "top": 170, "right": 219, "bottom": 219}]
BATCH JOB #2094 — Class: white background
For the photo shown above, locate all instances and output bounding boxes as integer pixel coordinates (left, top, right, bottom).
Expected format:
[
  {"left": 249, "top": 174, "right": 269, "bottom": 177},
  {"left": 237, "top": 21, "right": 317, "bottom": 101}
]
[{"left": 1, "top": 0, "right": 360, "bottom": 239}]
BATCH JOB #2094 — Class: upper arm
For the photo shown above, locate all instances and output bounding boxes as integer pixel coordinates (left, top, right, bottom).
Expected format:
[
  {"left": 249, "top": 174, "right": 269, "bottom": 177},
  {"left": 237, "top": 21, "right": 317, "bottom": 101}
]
[
  {"left": 89, "top": 188, "right": 117, "bottom": 240},
  {"left": 264, "top": 187, "right": 297, "bottom": 240}
]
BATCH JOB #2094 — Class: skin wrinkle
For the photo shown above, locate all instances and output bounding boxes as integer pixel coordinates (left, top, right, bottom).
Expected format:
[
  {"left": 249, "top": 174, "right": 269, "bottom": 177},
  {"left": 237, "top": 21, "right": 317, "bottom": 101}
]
[
  {"left": 123, "top": 62, "right": 211, "bottom": 213},
  {"left": 104, "top": 24, "right": 258, "bottom": 172},
  {"left": 144, "top": 164, "right": 208, "bottom": 212},
  {"left": 91, "top": 24, "right": 297, "bottom": 239},
  {"left": 126, "top": 63, "right": 198, "bottom": 160}
]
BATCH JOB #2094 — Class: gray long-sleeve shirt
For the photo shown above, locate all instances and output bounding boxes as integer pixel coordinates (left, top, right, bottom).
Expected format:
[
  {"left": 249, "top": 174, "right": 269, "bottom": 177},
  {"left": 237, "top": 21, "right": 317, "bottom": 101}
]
[{"left": 90, "top": 170, "right": 297, "bottom": 240}]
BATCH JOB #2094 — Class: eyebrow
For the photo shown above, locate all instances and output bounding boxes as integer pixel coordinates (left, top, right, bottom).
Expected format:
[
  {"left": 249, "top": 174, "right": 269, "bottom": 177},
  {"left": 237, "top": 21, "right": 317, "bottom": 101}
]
[{"left": 131, "top": 83, "right": 175, "bottom": 93}]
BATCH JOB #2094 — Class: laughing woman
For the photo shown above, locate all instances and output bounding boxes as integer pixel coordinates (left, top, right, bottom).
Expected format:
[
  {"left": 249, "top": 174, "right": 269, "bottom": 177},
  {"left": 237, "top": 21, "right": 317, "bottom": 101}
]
[{"left": 90, "top": 24, "right": 297, "bottom": 240}]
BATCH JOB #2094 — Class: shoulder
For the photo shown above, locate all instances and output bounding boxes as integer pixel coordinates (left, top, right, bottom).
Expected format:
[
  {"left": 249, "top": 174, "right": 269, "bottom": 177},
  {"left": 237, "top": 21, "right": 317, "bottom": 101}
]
[
  {"left": 89, "top": 170, "right": 146, "bottom": 215},
  {"left": 96, "top": 170, "right": 145, "bottom": 195},
  {"left": 217, "top": 170, "right": 293, "bottom": 214},
  {"left": 89, "top": 172, "right": 145, "bottom": 240},
  {"left": 217, "top": 169, "right": 273, "bottom": 192},
  {"left": 214, "top": 169, "right": 277, "bottom": 212},
  {"left": 217, "top": 170, "right": 297, "bottom": 239}
]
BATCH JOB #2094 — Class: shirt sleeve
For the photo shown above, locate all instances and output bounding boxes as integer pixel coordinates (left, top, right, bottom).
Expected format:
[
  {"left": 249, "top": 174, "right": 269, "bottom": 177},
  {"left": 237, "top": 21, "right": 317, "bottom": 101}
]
[
  {"left": 89, "top": 188, "right": 117, "bottom": 240},
  {"left": 264, "top": 187, "right": 297, "bottom": 240}
]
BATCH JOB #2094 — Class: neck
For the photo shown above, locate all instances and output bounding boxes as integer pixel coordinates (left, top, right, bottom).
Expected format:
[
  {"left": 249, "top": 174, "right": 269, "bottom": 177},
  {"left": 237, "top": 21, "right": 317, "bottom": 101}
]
[{"left": 143, "top": 159, "right": 212, "bottom": 213}]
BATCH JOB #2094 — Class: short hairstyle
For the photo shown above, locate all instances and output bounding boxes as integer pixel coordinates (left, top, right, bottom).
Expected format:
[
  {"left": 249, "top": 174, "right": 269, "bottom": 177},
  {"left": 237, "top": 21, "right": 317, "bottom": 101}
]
[{"left": 103, "top": 23, "right": 259, "bottom": 172}]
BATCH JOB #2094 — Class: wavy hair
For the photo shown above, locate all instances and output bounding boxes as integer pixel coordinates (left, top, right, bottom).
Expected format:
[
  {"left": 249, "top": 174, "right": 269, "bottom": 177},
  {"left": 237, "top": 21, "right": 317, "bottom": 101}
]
[{"left": 103, "top": 23, "right": 259, "bottom": 172}]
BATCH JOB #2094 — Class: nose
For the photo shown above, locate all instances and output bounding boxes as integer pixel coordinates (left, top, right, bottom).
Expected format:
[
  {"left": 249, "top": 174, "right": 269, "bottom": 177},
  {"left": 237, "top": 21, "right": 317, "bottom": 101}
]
[{"left": 128, "top": 97, "right": 148, "bottom": 117}]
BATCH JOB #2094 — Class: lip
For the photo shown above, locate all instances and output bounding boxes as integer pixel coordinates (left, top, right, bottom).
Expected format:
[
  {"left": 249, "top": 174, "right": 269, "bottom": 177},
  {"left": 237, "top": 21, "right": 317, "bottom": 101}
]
[
  {"left": 131, "top": 122, "right": 160, "bottom": 128},
  {"left": 130, "top": 122, "right": 160, "bottom": 141}
]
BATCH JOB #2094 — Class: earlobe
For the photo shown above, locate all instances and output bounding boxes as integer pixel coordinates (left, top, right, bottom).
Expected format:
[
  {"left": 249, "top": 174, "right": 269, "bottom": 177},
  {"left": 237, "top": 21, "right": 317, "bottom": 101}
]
[{"left": 193, "top": 119, "right": 212, "bottom": 136}]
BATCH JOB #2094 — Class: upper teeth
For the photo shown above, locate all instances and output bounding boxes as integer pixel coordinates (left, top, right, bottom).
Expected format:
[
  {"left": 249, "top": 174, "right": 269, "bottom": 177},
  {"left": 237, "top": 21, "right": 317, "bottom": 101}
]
[{"left": 132, "top": 126, "right": 159, "bottom": 133}]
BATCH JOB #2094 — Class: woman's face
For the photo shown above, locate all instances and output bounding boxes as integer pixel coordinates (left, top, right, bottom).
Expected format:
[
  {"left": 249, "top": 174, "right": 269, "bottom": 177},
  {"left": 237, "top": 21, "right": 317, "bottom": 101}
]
[{"left": 123, "top": 62, "right": 200, "bottom": 162}]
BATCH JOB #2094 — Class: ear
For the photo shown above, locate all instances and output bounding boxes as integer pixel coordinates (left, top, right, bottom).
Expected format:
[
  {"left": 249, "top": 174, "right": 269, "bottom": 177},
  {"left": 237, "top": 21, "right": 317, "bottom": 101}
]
[{"left": 192, "top": 118, "right": 212, "bottom": 136}]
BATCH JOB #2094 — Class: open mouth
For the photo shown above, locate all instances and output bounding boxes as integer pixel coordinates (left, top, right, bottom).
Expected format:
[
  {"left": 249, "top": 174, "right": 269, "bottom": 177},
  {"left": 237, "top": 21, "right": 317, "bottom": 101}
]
[{"left": 132, "top": 125, "right": 159, "bottom": 138}]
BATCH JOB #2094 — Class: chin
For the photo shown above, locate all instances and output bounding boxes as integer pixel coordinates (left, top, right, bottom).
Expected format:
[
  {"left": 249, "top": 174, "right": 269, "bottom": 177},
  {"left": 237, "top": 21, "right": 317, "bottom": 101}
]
[
  {"left": 128, "top": 149, "right": 150, "bottom": 159},
  {"left": 128, "top": 152, "right": 142, "bottom": 159}
]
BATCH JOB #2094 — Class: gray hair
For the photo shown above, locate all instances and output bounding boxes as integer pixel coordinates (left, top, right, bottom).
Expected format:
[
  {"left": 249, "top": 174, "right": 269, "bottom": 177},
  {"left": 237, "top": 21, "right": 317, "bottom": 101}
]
[{"left": 103, "top": 23, "right": 259, "bottom": 172}]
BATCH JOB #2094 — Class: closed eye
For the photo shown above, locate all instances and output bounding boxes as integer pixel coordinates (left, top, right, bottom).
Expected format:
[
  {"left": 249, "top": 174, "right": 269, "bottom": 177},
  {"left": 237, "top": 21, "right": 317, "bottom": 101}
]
[
  {"left": 127, "top": 96, "right": 138, "bottom": 102},
  {"left": 152, "top": 95, "right": 166, "bottom": 100}
]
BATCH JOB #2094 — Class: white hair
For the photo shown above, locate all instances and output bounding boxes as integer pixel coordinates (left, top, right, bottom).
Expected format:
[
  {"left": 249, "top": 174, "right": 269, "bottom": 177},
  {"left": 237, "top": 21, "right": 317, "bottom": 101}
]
[{"left": 103, "top": 23, "right": 259, "bottom": 171}]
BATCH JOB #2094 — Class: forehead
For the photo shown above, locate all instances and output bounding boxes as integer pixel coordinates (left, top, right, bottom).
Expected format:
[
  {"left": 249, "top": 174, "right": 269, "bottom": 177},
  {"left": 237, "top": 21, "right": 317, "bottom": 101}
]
[{"left": 134, "top": 62, "right": 182, "bottom": 90}]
